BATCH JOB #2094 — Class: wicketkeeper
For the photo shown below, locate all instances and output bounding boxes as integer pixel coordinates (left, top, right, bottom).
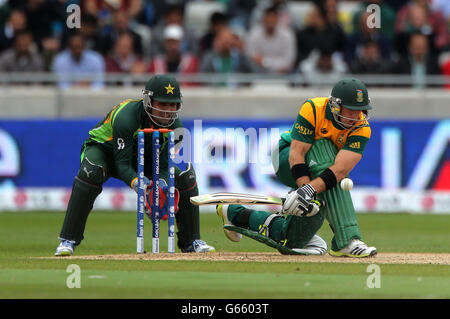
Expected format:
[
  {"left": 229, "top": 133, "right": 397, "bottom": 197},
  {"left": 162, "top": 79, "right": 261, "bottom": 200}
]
[
  {"left": 217, "top": 77, "right": 377, "bottom": 257},
  {"left": 55, "top": 74, "right": 215, "bottom": 256}
]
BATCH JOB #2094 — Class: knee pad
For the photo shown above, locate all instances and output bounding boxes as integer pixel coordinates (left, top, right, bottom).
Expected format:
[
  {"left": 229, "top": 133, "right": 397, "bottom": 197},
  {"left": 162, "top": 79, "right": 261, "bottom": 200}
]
[
  {"left": 77, "top": 156, "right": 106, "bottom": 186},
  {"left": 175, "top": 162, "right": 197, "bottom": 192}
]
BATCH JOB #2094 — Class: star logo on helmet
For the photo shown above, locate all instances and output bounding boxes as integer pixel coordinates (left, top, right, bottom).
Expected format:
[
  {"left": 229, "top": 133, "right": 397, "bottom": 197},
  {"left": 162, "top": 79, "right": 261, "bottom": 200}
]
[{"left": 165, "top": 84, "right": 175, "bottom": 94}]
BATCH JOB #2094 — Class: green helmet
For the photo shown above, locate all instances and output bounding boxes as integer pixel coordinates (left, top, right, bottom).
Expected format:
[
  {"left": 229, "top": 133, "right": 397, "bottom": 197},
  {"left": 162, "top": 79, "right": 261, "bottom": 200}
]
[
  {"left": 329, "top": 77, "right": 371, "bottom": 129},
  {"left": 330, "top": 77, "right": 372, "bottom": 111},
  {"left": 142, "top": 75, "right": 182, "bottom": 127},
  {"left": 144, "top": 74, "right": 182, "bottom": 103}
]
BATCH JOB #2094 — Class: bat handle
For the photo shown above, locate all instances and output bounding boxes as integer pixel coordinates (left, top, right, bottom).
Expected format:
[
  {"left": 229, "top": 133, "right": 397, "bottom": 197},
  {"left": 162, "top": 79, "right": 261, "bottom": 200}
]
[{"left": 280, "top": 198, "right": 326, "bottom": 208}]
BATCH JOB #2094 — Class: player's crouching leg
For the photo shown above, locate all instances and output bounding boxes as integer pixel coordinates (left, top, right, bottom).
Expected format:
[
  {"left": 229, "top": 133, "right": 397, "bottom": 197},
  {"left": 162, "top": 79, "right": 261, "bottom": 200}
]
[{"left": 175, "top": 163, "right": 215, "bottom": 253}]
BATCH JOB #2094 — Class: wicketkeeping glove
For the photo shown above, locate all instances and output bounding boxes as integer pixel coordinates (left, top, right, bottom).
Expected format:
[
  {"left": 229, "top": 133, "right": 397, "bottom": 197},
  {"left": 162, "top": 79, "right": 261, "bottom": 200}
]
[
  {"left": 282, "top": 184, "right": 325, "bottom": 217},
  {"left": 132, "top": 176, "right": 151, "bottom": 193},
  {"left": 144, "top": 179, "right": 180, "bottom": 220}
]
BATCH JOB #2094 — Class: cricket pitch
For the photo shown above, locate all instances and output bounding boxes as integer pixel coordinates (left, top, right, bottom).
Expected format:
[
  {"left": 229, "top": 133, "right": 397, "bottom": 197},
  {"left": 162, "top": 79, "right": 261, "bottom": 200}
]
[{"left": 51, "top": 252, "right": 450, "bottom": 265}]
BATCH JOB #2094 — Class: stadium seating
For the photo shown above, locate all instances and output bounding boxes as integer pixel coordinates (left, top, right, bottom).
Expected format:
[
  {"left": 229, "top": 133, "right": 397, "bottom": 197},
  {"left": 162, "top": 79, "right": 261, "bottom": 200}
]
[{"left": 184, "top": 1, "right": 227, "bottom": 37}]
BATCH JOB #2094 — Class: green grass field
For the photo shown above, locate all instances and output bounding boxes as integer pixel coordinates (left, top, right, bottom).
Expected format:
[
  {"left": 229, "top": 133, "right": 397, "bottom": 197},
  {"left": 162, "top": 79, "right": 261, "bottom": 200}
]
[{"left": 0, "top": 211, "right": 449, "bottom": 299}]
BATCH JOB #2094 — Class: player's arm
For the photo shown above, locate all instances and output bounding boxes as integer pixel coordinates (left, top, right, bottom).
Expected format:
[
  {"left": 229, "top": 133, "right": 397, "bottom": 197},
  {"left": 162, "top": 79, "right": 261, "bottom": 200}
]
[
  {"left": 283, "top": 126, "right": 370, "bottom": 217},
  {"left": 289, "top": 101, "right": 316, "bottom": 187},
  {"left": 289, "top": 139, "right": 312, "bottom": 187},
  {"left": 309, "top": 150, "right": 361, "bottom": 193},
  {"left": 111, "top": 115, "right": 139, "bottom": 189},
  {"left": 309, "top": 127, "right": 370, "bottom": 194},
  {"left": 283, "top": 149, "right": 362, "bottom": 217}
]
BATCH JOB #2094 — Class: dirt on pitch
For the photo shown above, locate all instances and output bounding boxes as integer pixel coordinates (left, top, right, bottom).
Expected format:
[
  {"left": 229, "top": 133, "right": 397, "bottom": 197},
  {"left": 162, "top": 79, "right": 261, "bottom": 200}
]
[{"left": 59, "top": 252, "right": 450, "bottom": 265}]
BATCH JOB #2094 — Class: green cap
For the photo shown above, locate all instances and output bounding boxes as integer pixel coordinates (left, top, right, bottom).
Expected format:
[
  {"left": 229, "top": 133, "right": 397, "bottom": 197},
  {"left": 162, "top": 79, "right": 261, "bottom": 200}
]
[
  {"left": 144, "top": 74, "right": 182, "bottom": 103},
  {"left": 331, "top": 77, "right": 372, "bottom": 110}
]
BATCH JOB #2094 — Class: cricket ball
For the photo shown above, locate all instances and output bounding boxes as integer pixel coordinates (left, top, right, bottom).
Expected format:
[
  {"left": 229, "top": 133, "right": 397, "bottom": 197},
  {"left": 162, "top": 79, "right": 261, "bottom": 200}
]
[{"left": 340, "top": 178, "right": 354, "bottom": 191}]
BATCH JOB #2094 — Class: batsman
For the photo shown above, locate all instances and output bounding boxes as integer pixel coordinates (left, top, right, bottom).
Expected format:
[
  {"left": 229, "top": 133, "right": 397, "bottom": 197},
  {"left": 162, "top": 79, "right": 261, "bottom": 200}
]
[
  {"left": 55, "top": 74, "right": 215, "bottom": 256},
  {"left": 217, "top": 77, "right": 377, "bottom": 257}
]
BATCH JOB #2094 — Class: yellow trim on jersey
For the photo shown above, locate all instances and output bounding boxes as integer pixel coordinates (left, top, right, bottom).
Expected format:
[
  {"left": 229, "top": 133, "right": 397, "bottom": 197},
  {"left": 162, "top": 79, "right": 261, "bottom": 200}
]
[
  {"left": 298, "top": 97, "right": 371, "bottom": 151},
  {"left": 298, "top": 100, "right": 316, "bottom": 127}
]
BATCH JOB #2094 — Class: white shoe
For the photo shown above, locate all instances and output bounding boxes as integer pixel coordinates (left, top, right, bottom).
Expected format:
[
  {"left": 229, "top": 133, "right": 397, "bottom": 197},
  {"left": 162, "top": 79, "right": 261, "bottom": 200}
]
[
  {"left": 216, "top": 205, "right": 242, "bottom": 242},
  {"left": 182, "top": 240, "right": 215, "bottom": 253},
  {"left": 329, "top": 238, "right": 377, "bottom": 258},
  {"left": 291, "top": 235, "right": 328, "bottom": 255},
  {"left": 55, "top": 240, "right": 75, "bottom": 256}
]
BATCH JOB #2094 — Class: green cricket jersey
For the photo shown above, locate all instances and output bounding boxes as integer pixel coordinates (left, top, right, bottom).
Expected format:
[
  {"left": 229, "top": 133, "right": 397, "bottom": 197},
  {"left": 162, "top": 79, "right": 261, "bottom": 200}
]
[
  {"left": 84, "top": 99, "right": 183, "bottom": 188},
  {"left": 280, "top": 97, "right": 371, "bottom": 155}
]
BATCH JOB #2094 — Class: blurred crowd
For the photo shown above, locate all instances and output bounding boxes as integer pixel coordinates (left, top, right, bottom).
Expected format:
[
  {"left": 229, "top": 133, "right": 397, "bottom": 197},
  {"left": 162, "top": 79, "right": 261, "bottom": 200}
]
[{"left": 0, "top": 0, "right": 448, "bottom": 88}]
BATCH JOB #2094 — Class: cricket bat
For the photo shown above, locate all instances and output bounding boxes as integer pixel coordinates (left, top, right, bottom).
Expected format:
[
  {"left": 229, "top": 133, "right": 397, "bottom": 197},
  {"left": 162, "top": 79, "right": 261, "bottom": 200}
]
[{"left": 190, "top": 192, "right": 284, "bottom": 206}]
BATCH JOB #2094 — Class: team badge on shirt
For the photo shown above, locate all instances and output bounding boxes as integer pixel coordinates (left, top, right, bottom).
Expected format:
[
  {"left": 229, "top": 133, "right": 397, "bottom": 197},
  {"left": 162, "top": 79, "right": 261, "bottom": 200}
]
[{"left": 338, "top": 133, "right": 345, "bottom": 145}]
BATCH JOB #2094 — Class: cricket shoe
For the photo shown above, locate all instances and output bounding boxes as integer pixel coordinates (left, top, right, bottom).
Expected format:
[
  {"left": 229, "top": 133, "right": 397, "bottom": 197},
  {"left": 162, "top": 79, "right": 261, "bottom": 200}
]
[
  {"left": 182, "top": 240, "right": 215, "bottom": 253},
  {"left": 216, "top": 204, "right": 242, "bottom": 242},
  {"left": 291, "top": 235, "right": 328, "bottom": 255},
  {"left": 54, "top": 240, "right": 75, "bottom": 256},
  {"left": 329, "top": 238, "right": 377, "bottom": 258}
]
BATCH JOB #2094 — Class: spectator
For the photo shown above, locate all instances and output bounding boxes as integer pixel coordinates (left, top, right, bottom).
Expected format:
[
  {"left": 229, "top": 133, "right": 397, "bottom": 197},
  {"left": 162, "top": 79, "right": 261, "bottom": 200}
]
[
  {"left": 105, "top": 32, "right": 146, "bottom": 74},
  {"left": 249, "top": 0, "right": 296, "bottom": 29},
  {"left": 148, "top": 24, "right": 198, "bottom": 75},
  {"left": 245, "top": 6, "right": 296, "bottom": 74},
  {"left": 112, "top": 0, "right": 143, "bottom": 22},
  {"left": 200, "top": 27, "right": 257, "bottom": 86},
  {"left": 62, "top": 14, "right": 103, "bottom": 54},
  {"left": 345, "top": 11, "right": 393, "bottom": 63},
  {"left": 299, "top": 48, "right": 348, "bottom": 87},
  {"left": 431, "top": 0, "right": 450, "bottom": 20},
  {"left": 395, "top": 0, "right": 449, "bottom": 55},
  {"left": 227, "top": 0, "right": 256, "bottom": 30},
  {"left": 349, "top": 40, "right": 392, "bottom": 74},
  {"left": 199, "top": 11, "right": 228, "bottom": 58},
  {"left": 52, "top": 33, "right": 105, "bottom": 89},
  {"left": 384, "top": 0, "right": 409, "bottom": 11},
  {"left": 440, "top": 52, "right": 450, "bottom": 90},
  {"left": 81, "top": 0, "right": 143, "bottom": 27},
  {"left": 0, "top": 30, "right": 43, "bottom": 72},
  {"left": 98, "top": 10, "right": 143, "bottom": 57},
  {"left": 80, "top": 0, "right": 108, "bottom": 28},
  {"left": 149, "top": 4, "right": 198, "bottom": 57},
  {"left": 135, "top": 0, "right": 184, "bottom": 27},
  {"left": 22, "top": 0, "right": 66, "bottom": 48},
  {"left": 41, "top": 29, "right": 63, "bottom": 71},
  {"left": 322, "top": 0, "right": 341, "bottom": 25},
  {"left": 391, "top": 33, "right": 441, "bottom": 88},
  {"left": 296, "top": 2, "right": 345, "bottom": 65},
  {"left": 0, "top": 8, "right": 27, "bottom": 52}
]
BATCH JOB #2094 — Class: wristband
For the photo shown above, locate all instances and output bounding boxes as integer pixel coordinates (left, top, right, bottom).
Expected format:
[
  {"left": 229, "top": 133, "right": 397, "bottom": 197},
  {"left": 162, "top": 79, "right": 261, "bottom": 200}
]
[
  {"left": 318, "top": 168, "right": 337, "bottom": 190},
  {"left": 291, "top": 163, "right": 310, "bottom": 181}
]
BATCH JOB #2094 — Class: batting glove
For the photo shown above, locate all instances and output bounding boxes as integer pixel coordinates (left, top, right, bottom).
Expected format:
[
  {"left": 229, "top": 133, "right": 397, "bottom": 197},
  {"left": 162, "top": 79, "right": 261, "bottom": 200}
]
[{"left": 282, "top": 184, "right": 323, "bottom": 217}]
